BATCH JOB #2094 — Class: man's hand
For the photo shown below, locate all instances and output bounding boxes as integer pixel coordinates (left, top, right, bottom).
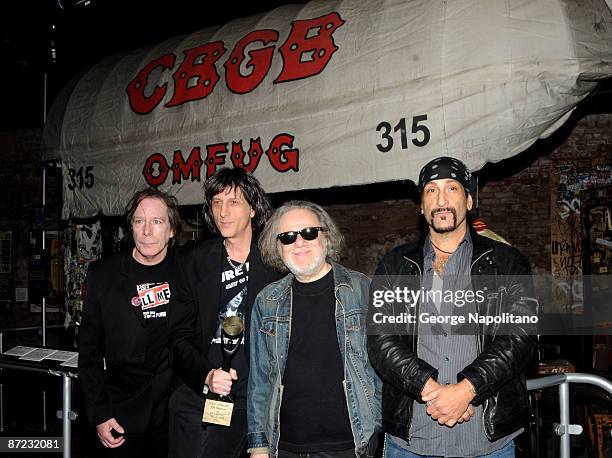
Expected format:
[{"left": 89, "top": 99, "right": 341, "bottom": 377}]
[
  {"left": 250, "top": 454, "right": 269, "bottom": 458},
  {"left": 422, "top": 379, "right": 475, "bottom": 427},
  {"left": 420, "top": 377, "right": 443, "bottom": 401},
  {"left": 206, "top": 368, "right": 238, "bottom": 396},
  {"left": 96, "top": 417, "right": 125, "bottom": 448},
  {"left": 456, "top": 404, "right": 475, "bottom": 424}
]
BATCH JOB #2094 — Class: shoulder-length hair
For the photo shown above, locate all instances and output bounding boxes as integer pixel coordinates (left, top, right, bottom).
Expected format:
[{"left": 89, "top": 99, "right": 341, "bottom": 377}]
[
  {"left": 125, "top": 188, "right": 183, "bottom": 245},
  {"left": 258, "top": 200, "right": 344, "bottom": 272},
  {"left": 202, "top": 167, "right": 272, "bottom": 235}
]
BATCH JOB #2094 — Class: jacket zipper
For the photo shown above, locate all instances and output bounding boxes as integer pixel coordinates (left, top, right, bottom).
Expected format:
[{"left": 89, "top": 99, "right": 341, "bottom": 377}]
[
  {"left": 402, "top": 256, "right": 423, "bottom": 276},
  {"left": 470, "top": 249, "right": 493, "bottom": 270},
  {"left": 382, "top": 432, "right": 388, "bottom": 455},
  {"left": 471, "top": 248, "right": 493, "bottom": 440},
  {"left": 401, "top": 256, "right": 422, "bottom": 443}
]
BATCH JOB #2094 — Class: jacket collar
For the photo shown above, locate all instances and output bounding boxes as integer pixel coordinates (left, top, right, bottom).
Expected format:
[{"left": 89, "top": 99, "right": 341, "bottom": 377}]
[
  {"left": 469, "top": 226, "right": 495, "bottom": 259},
  {"left": 402, "top": 237, "right": 425, "bottom": 267},
  {"left": 118, "top": 249, "right": 133, "bottom": 276},
  {"left": 265, "top": 261, "right": 352, "bottom": 300},
  {"left": 215, "top": 236, "right": 265, "bottom": 267},
  {"left": 331, "top": 262, "right": 353, "bottom": 290}
]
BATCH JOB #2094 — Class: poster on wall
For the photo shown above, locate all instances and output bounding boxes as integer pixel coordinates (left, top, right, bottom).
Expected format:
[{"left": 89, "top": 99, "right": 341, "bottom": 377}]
[
  {"left": 43, "top": 0, "right": 612, "bottom": 218},
  {"left": 63, "top": 221, "right": 102, "bottom": 320},
  {"left": 550, "top": 159, "right": 612, "bottom": 314}
]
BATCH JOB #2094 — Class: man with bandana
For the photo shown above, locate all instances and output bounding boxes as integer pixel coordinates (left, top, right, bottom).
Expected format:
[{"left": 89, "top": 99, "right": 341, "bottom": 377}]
[{"left": 367, "top": 157, "right": 538, "bottom": 457}]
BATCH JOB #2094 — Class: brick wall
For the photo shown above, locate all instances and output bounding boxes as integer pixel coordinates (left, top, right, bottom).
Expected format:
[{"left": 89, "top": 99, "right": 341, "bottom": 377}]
[
  {"left": 0, "top": 113, "right": 610, "bottom": 328},
  {"left": 327, "top": 113, "right": 612, "bottom": 275},
  {"left": 0, "top": 128, "right": 63, "bottom": 328}
]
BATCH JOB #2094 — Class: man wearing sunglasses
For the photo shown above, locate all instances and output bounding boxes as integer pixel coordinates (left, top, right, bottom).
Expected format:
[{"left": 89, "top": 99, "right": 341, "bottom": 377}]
[
  {"left": 367, "top": 157, "right": 537, "bottom": 458},
  {"left": 247, "top": 201, "right": 382, "bottom": 458},
  {"left": 168, "top": 167, "right": 280, "bottom": 458}
]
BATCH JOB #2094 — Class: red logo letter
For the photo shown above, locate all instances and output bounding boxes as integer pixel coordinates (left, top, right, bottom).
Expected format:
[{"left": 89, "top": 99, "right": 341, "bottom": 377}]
[
  {"left": 205, "top": 143, "right": 228, "bottom": 177},
  {"left": 275, "top": 13, "right": 345, "bottom": 83},
  {"left": 142, "top": 153, "right": 170, "bottom": 186},
  {"left": 127, "top": 54, "right": 176, "bottom": 114},
  {"left": 172, "top": 147, "right": 203, "bottom": 184},
  {"left": 230, "top": 138, "right": 264, "bottom": 173},
  {"left": 225, "top": 30, "right": 279, "bottom": 94},
  {"left": 266, "top": 133, "right": 299, "bottom": 172},
  {"left": 166, "top": 42, "right": 226, "bottom": 107}
]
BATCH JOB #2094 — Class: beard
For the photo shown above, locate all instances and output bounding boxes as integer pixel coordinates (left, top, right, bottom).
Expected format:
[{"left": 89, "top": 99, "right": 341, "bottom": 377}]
[
  {"left": 283, "top": 251, "right": 327, "bottom": 280},
  {"left": 428, "top": 207, "right": 459, "bottom": 233}
]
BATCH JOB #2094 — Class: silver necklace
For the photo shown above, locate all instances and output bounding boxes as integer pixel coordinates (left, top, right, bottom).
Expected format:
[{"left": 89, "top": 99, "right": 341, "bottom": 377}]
[
  {"left": 227, "top": 256, "right": 243, "bottom": 270},
  {"left": 224, "top": 240, "right": 244, "bottom": 270}
]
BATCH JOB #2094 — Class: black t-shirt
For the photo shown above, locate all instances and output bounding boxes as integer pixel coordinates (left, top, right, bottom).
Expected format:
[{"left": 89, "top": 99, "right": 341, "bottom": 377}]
[
  {"left": 206, "top": 253, "right": 250, "bottom": 404},
  {"left": 127, "top": 253, "right": 174, "bottom": 406},
  {"left": 279, "top": 269, "right": 354, "bottom": 453}
]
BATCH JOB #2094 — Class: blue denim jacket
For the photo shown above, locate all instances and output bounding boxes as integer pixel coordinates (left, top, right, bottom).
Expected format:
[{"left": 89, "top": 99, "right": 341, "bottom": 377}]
[{"left": 247, "top": 262, "right": 382, "bottom": 456}]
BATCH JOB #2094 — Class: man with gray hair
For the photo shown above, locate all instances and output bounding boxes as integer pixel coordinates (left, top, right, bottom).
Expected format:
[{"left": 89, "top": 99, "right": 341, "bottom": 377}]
[{"left": 247, "top": 200, "right": 381, "bottom": 458}]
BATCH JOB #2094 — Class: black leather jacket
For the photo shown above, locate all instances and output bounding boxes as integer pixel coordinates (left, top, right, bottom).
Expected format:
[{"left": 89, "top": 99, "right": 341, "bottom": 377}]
[{"left": 367, "top": 229, "right": 537, "bottom": 443}]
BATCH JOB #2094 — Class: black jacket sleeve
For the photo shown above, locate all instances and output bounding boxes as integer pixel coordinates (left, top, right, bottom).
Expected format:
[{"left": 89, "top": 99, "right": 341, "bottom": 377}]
[
  {"left": 78, "top": 262, "right": 113, "bottom": 426},
  {"left": 168, "top": 246, "right": 215, "bottom": 394},
  {"left": 458, "top": 247, "right": 538, "bottom": 406},
  {"left": 367, "top": 249, "right": 438, "bottom": 400}
]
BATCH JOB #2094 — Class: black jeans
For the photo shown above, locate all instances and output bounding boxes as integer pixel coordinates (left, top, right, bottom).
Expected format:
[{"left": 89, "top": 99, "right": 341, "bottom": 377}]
[
  {"left": 279, "top": 450, "right": 356, "bottom": 458},
  {"left": 278, "top": 433, "right": 379, "bottom": 458},
  {"left": 169, "top": 383, "right": 247, "bottom": 458}
]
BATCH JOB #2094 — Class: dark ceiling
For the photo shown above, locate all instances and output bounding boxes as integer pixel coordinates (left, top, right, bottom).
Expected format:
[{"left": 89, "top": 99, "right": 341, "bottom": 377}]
[
  {"left": 1, "top": 0, "right": 609, "bottom": 130},
  {"left": 0, "top": 0, "right": 305, "bottom": 130}
]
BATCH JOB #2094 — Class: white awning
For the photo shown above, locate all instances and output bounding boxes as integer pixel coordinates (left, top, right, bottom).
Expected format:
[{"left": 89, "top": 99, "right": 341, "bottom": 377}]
[{"left": 43, "top": 0, "right": 612, "bottom": 217}]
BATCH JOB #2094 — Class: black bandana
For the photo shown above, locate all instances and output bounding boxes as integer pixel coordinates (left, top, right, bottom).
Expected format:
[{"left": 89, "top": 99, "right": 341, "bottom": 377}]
[{"left": 418, "top": 156, "right": 474, "bottom": 194}]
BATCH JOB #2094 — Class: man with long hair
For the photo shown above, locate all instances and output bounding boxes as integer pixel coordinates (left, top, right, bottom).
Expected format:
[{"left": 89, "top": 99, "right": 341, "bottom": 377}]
[{"left": 169, "top": 167, "right": 279, "bottom": 457}]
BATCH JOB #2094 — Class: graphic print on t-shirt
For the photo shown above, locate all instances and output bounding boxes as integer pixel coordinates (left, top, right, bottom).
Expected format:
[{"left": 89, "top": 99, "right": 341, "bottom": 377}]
[
  {"left": 135, "top": 282, "right": 171, "bottom": 319},
  {"left": 211, "top": 261, "right": 249, "bottom": 346}
]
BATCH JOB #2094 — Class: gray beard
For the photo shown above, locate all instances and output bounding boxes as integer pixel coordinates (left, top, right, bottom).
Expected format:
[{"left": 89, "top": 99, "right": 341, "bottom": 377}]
[{"left": 284, "top": 253, "right": 327, "bottom": 280}]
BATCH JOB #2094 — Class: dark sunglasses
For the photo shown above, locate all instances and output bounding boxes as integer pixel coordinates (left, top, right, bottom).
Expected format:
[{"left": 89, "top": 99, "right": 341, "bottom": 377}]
[{"left": 277, "top": 227, "right": 325, "bottom": 245}]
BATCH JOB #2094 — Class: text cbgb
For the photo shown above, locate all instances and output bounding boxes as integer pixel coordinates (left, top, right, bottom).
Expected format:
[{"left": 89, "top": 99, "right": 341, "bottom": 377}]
[{"left": 126, "top": 13, "right": 345, "bottom": 114}]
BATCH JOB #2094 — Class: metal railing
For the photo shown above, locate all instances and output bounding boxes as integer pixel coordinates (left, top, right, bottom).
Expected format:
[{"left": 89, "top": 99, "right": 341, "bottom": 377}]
[
  {"left": 527, "top": 372, "right": 612, "bottom": 458},
  {"left": 0, "top": 324, "right": 78, "bottom": 458},
  {"left": 0, "top": 324, "right": 75, "bottom": 434},
  {"left": 0, "top": 324, "right": 79, "bottom": 355},
  {"left": 2, "top": 320, "right": 610, "bottom": 458}
]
